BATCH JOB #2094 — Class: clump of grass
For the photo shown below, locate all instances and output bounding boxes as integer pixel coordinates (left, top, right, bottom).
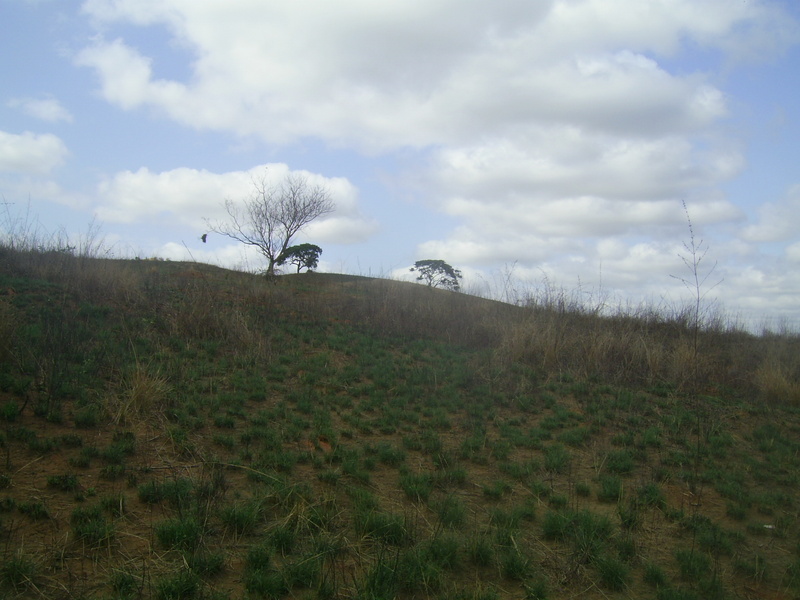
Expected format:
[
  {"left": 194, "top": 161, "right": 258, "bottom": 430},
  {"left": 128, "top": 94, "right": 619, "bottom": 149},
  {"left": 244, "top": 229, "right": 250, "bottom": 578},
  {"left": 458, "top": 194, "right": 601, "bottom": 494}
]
[
  {"left": 643, "top": 562, "right": 667, "bottom": 587},
  {"left": 542, "top": 509, "right": 614, "bottom": 563},
  {"left": 500, "top": 549, "right": 531, "bottom": 580},
  {"left": 376, "top": 442, "right": 406, "bottom": 467},
  {"left": 467, "top": 535, "right": 494, "bottom": 567},
  {"left": 436, "top": 495, "right": 466, "bottom": 528},
  {"left": 110, "top": 569, "right": 140, "bottom": 598},
  {"left": 605, "top": 449, "right": 635, "bottom": 474},
  {"left": 74, "top": 404, "right": 100, "bottom": 428},
  {"left": 544, "top": 443, "right": 570, "bottom": 474},
  {"left": 675, "top": 548, "right": 711, "bottom": 580},
  {"left": 595, "top": 555, "right": 629, "bottom": 591},
  {"left": 155, "top": 516, "right": 203, "bottom": 551},
  {"left": 597, "top": 474, "right": 622, "bottom": 503},
  {"left": 17, "top": 501, "right": 49, "bottom": 520},
  {"left": 0, "top": 550, "right": 37, "bottom": 590},
  {"left": 269, "top": 522, "right": 297, "bottom": 554},
  {"left": 637, "top": 483, "right": 666, "bottom": 510},
  {"left": 733, "top": 553, "right": 768, "bottom": 583},
  {"left": 155, "top": 568, "right": 200, "bottom": 600},
  {"left": 71, "top": 504, "right": 114, "bottom": 545},
  {"left": 355, "top": 511, "right": 409, "bottom": 545},
  {"left": 219, "top": 501, "right": 262, "bottom": 536},
  {"left": 399, "top": 472, "right": 434, "bottom": 502},
  {"left": 187, "top": 550, "right": 225, "bottom": 577},
  {"left": 482, "top": 479, "right": 512, "bottom": 500},
  {"left": 0, "top": 400, "right": 20, "bottom": 422},
  {"left": 47, "top": 473, "right": 80, "bottom": 492}
]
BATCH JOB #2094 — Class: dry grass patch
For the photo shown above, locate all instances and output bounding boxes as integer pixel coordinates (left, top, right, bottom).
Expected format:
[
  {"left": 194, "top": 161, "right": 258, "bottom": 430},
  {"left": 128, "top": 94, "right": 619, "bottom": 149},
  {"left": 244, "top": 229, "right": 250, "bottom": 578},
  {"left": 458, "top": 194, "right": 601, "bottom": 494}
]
[{"left": 110, "top": 364, "right": 171, "bottom": 425}]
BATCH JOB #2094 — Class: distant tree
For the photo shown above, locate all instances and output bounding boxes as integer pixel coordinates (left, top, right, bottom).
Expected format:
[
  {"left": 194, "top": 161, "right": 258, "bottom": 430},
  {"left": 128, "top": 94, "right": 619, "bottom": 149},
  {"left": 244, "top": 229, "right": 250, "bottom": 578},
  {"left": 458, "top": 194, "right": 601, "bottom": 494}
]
[
  {"left": 206, "top": 172, "right": 335, "bottom": 276},
  {"left": 277, "top": 243, "right": 322, "bottom": 273},
  {"left": 410, "top": 259, "right": 463, "bottom": 291}
]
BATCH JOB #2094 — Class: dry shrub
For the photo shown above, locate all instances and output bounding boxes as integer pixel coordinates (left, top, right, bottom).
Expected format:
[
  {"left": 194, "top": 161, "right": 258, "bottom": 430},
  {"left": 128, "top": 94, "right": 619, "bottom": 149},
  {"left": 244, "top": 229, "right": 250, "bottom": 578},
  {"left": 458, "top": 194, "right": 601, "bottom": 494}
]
[
  {"left": 754, "top": 359, "right": 800, "bottom": 406},
  {"left": 111, "top": 365, "right": 171, "bottom": 425},
  {"left": 65, "top": 259, "right": 144, "bottom": 305}
]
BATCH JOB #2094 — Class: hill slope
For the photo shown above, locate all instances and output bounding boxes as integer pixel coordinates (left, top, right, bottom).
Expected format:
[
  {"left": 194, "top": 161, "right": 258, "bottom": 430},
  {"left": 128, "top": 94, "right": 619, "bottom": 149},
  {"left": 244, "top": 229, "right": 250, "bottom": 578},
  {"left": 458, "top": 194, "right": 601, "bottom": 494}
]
[{"left": 0, "top": 249, "right": 799, "bottom": 600}]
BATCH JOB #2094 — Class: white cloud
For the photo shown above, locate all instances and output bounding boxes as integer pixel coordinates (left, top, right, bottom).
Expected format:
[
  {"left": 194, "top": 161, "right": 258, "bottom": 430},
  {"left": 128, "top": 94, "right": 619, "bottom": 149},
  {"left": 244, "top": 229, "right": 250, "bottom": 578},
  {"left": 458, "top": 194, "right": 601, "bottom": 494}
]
[
  {"left": 786, "top": 241, "right": 800, "bottom": 262},
  {"left": 75, "top": 0, "right": 796, "bottom": 148},
  {"left": 304, "top": 215, "right": 379, "bottom": 245},
  {"left": 94, "top": 162, "right": 375, "bottom": 245},
  {"left": 742, "top": 184, "right": 800, "bottom": 243},
  {"left": 7, "top": 96, "right": 74, "bottom": 123},
  {"left": 0, "top": 130, "right": 69, "bottom": 174}
]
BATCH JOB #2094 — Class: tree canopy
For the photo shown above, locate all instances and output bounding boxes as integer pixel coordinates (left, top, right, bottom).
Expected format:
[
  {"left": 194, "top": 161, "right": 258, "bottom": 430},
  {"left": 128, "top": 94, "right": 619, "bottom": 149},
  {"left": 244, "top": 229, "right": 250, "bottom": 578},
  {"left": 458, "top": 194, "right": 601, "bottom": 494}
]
[
  {"left": 277, "top": 243, "right": 322, "bottom": 273},
  {"left": 410, "top": 259, "right": 463, "bottom": 291}
]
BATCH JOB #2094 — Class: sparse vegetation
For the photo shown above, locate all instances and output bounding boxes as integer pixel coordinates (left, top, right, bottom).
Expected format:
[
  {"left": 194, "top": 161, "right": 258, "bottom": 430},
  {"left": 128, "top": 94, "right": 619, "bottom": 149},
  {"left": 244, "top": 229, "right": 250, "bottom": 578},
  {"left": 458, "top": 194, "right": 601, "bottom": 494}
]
[{"left": 0, "top": 235, "right": 798, "bottom": 599}]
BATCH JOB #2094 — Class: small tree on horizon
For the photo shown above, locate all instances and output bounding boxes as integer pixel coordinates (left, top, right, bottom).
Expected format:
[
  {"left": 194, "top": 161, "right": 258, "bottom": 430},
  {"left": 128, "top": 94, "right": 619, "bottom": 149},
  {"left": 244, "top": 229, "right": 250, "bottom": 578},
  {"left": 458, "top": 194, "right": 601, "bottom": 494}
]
[
  {"left": 205, "top": 172, "right": 334, "bottom": 276},
  {"left": 410, "top": 259, "right": 463, "bottom": 291},
  {"left": 277, "top": 243, "right": 322, "bottom": 273}
]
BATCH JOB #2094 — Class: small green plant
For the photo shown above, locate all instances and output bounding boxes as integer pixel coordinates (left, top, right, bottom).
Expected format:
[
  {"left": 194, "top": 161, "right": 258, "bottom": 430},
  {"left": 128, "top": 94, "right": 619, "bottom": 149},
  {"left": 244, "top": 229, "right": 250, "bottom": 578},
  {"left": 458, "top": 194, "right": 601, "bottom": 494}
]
[
  {"left": 524, "top": 577, "right": 549, "bottom": 600},
  {"left": 501, "top": 549, "right": 531, "bottom": 581},
  {"left": 675, "top": 548, "right": 711, "bottom": 580},
  {"left": 47, "top": 473, "right": 80, "bottom": 492},
  {"left": 637, "top": 483, "right": 666, "bottom": 510},
  {"left": 605, "top": 449, "right": 635, "bottom": 474},
  {"left": 399, "top": 472, "right": 434, "bottom": 502},
  {"left": 282, "top": 554, "right": 321, "bottom": 589},
  {"left": 269, "top": 522, "right": 297, "bottom": 554},
  {"left": 376, "top": 442, "right": 406, "bottom": 467},
  {"left": 595, "top": 555, "right": 629, "bottom": 591},
  {"left": 0, "top": 401, "right": 20, "bottom": 422},
  {"left": 246, "top": 542, "right": 272, "bottom": 572},
  {"left": 0, "top": 550, "right": 37, "bottom": 590},
  {"left": 355, "top": 511, "right": 409, "bottom": 545},
  {"left": 544, "top": 443, "right": 570, "bottom": 474},
  {"left": 155, "top": 517, "right": 203, "bottom": 551},
  {"left": 643, "top": 562, "right": 667, "bottom": 587},
  {"left": 100, "top": 493, "right": 126, "bottom": 517},
  {"left": 71, "top": 504, "right": 114, "bottom": 545},
  {"left": 187, "top": 550, "right": 225, "bottom": 577},
  {"left": 542, "top": 509, "right": 613, "bottom": 563},
  {"left": 74, "top": 404, "right": 99, "bottom": 428},
  {"left": 436, "top": 495, "right": 466, "bottom": 528},
  {"left": 597, "top": 474, "right": 622, "bottom": 503},
  {"left": 110, "top": 569, "right": 140, "bottom": 598},
  {"left": 733, "top": 553, "right": 768, "bottom": 583},
  {"left": 467, "top": 535, "right": 494, "bottom": 567},
  {"left": 155, "top": 568, "right": 200, "bottom": 600},
  {"left": 482, "top": 479, "right": 512, "bottom": 500},
  {"left": 17, "top": 501, "right": 49, "bottom": 520},
  {"left": 220, "top": 501, "right": 261, "bottom": 536}
]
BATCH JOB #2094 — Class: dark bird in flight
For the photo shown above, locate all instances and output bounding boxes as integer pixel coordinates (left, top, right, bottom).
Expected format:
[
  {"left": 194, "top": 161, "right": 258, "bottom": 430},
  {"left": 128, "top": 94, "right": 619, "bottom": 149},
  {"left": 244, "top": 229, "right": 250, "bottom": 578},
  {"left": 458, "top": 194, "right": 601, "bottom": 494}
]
[{"left": 201, "top": 233, "right": 208, "bottom": 243}]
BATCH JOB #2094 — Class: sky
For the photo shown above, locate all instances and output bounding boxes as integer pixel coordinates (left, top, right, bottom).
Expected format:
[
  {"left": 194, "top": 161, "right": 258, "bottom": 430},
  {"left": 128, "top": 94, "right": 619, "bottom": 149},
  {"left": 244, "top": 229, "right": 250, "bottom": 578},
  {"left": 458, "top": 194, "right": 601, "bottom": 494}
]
[{"left": 2, "top": 0, "right": 800, "bottom": 329}]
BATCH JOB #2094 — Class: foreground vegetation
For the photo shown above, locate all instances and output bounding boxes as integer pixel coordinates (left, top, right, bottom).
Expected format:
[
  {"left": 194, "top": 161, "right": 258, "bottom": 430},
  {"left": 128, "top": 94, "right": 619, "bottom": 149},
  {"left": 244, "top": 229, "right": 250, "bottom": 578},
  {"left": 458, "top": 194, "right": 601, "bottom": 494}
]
[{"left": 0, "top": 243, "right": 799, "bottom": 600}]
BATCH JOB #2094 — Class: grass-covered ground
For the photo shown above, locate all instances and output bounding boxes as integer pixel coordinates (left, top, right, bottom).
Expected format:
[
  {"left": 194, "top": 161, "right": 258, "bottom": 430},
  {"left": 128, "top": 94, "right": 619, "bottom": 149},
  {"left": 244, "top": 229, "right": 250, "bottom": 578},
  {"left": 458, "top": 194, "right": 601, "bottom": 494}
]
[{"left": 0, "top": 245, "right": 799, "bottom": 600}]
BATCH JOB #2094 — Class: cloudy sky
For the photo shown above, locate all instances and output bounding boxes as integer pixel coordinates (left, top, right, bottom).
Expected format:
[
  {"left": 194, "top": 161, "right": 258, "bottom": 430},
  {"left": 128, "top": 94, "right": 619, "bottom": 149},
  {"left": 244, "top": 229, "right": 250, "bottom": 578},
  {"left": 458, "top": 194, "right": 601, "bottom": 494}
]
[{"left": 2, "top": 0, "right": 799, "bottom": 327}]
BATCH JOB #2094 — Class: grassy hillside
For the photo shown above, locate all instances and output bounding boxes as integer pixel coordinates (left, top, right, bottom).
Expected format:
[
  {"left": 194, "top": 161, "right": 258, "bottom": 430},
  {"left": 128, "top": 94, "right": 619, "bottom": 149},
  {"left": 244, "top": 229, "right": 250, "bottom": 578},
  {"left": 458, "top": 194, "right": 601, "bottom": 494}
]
[{"left": 0, "top": 245, "right": 799, "bottom": 600}]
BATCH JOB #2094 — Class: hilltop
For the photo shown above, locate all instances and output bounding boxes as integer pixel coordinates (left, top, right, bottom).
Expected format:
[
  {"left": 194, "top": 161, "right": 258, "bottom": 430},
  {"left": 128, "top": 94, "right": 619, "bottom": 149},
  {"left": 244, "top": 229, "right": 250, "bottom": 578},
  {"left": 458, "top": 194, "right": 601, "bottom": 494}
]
[{"left": 0, "top": 246, "right": 799, "bottom": 600}]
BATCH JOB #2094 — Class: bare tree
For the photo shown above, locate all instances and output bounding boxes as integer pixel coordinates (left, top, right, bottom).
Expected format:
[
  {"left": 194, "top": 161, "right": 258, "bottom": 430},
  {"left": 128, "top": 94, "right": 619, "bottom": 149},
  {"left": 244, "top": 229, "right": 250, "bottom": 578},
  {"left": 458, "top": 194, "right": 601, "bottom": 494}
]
[{"left": 207, "top": 172, "right": 335, "bottom": 275}]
